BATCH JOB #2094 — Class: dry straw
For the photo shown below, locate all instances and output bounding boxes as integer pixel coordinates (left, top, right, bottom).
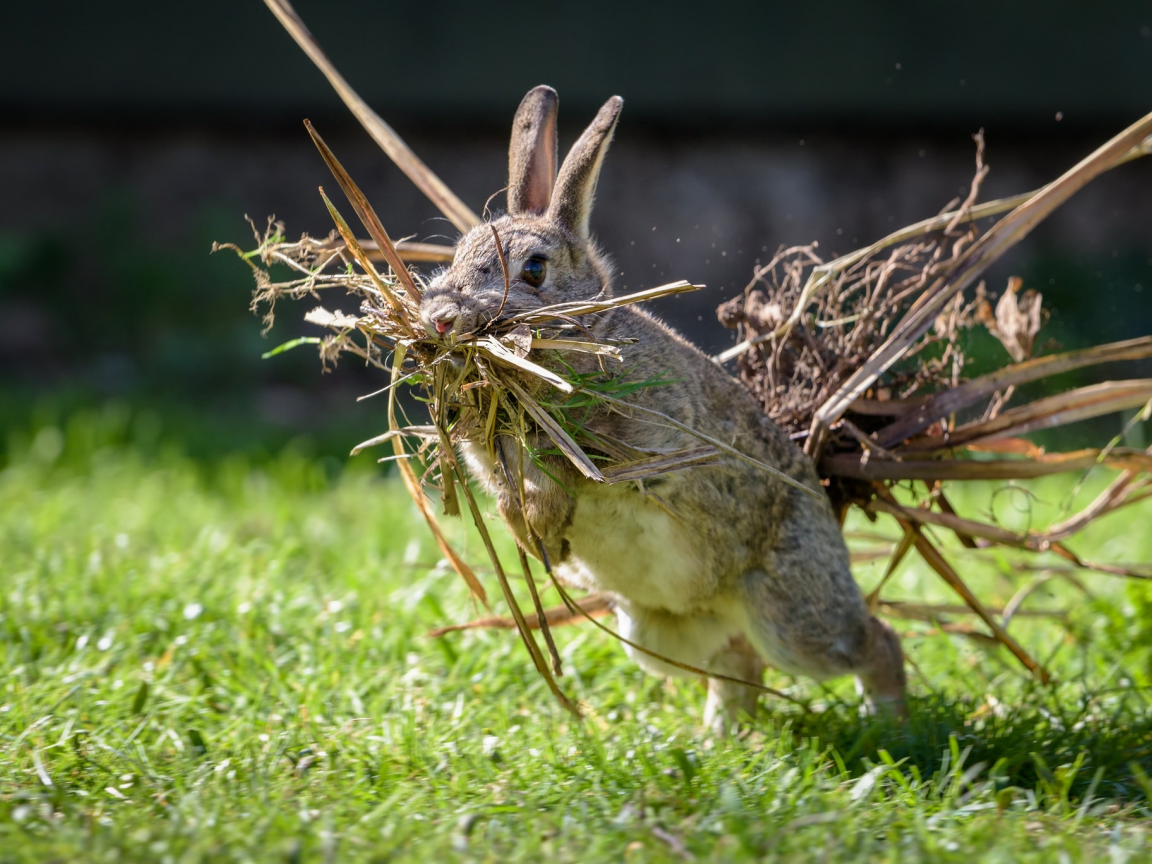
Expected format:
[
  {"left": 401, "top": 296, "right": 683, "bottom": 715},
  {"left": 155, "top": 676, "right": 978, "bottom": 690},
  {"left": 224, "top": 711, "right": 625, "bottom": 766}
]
[{"left": 234, "top": 0, "right": 1152, "bottom": 707}]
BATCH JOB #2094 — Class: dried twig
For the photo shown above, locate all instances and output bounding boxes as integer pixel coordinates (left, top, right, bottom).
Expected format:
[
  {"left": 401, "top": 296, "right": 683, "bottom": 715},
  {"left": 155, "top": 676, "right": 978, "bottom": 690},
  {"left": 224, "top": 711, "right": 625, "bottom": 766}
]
[{"left": 872, "top": 485, "right": 1051, "bottom": 682}]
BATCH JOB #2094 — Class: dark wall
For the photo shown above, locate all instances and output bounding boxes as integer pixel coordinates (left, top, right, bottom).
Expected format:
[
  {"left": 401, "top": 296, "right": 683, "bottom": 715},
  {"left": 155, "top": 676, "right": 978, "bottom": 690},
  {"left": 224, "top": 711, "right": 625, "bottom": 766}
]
[{"left": 3, "top": 1, "right": 1150, "bottom": 129}]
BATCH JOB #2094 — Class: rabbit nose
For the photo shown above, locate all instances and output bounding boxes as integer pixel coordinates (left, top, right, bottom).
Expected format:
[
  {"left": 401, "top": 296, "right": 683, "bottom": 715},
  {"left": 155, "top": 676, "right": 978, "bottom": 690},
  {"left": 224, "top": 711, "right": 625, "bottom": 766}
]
[{"left": 431, "top": 315, "right": 456, "bottom": 335}]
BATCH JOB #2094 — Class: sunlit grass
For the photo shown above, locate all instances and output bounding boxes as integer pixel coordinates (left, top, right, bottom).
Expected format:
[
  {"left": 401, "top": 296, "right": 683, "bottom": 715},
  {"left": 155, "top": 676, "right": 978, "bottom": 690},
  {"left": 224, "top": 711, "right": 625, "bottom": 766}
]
[{"left": 3, "top": 407, "right": 1152, "bottom": 862}]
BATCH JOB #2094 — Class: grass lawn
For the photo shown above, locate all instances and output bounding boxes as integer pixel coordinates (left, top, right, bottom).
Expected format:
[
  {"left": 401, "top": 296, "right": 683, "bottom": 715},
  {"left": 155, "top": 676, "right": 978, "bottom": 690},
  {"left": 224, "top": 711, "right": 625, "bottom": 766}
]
[{"left": 4, "top": 407, "right": 1152, "bottom": 862}]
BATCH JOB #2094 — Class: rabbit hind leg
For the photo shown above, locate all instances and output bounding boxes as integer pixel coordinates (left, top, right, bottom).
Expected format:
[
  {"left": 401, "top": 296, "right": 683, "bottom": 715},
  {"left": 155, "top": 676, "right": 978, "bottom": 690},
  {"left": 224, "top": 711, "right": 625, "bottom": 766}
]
[{"left": 739, "top": 567, "right": 907, "bottom": 716}]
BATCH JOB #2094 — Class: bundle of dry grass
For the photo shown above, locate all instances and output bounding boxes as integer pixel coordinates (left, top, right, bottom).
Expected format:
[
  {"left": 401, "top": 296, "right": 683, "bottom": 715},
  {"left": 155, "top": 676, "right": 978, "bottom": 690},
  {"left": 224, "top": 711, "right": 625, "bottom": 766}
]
[{"left": 235, "top": 0, "right": 1152, "bottom": 703}]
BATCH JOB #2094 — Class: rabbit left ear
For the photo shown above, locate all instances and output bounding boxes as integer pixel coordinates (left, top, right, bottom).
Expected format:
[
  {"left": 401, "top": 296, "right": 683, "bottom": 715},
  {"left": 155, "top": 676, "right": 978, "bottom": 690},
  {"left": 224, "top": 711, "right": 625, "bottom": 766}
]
[
  {"left": 549, "top": 96, "right": 623, "bottom": 241},
  {"left": 508, "top": 86, "right": 559, "bottom": 216}
]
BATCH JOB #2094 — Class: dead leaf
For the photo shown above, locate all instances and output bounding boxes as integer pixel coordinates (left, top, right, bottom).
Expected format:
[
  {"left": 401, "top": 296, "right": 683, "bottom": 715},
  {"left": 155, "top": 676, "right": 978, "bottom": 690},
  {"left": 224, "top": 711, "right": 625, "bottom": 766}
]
[
  {"left": 986, "top": 277, "right": 1043, "bottom": 362},
  {"left": 502, "top": 324, "right": 534, "bottom": 358},
  {"left": 304, "top": 306, "right": 360, "bottom": 329}
]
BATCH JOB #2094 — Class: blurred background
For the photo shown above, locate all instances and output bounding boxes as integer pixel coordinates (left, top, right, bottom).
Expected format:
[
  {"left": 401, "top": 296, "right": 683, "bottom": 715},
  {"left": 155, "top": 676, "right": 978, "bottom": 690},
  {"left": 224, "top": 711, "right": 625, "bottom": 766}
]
[{"left": 2, "top": 0, "right": 1150, "bottom": 462}]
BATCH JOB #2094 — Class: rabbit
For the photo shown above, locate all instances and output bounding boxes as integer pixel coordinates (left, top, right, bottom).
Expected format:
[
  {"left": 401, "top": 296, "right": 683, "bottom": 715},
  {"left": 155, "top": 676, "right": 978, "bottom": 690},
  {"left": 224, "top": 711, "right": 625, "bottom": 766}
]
[{"left": 418, "top": 86, "right": 906, "bottom": 732}]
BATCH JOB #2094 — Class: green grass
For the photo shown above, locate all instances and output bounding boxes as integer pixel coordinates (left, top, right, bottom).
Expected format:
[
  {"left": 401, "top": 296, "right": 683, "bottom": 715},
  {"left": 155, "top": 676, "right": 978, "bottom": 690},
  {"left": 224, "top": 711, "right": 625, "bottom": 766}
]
[{"left": 4, "top": 408, "right": 1152, "bottom": 862}]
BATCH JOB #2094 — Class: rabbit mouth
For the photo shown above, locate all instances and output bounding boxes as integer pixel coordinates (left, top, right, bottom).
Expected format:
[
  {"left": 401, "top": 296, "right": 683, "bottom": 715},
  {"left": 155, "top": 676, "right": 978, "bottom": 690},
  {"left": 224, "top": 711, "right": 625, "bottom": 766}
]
[{"left": 419, "top": 295, "right": 481, "bottom": 343}]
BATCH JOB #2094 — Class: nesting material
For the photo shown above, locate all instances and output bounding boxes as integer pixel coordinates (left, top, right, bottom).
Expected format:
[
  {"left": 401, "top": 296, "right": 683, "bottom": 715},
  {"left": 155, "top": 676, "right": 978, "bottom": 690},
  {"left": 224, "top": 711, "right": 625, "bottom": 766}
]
[{"left": 714, "top": 123, "right": 1152, "bottom": 681}]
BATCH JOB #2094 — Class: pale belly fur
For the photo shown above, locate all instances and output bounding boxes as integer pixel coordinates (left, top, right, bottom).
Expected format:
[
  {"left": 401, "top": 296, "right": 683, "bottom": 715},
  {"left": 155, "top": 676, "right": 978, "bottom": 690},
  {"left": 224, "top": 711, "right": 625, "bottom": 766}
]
[{"left": 557, "top": 487, "right": 714, "bottom": 615}]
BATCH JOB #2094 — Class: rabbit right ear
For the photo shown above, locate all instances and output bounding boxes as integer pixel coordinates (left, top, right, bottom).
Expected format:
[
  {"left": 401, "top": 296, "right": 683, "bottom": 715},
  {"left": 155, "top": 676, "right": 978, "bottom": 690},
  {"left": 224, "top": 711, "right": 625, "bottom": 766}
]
[
  {"left": 549, "top": 96, "right": 623, "bottom": 242},
  {"left": 508, "top": 86, "right": 559, "bottom": 216}
]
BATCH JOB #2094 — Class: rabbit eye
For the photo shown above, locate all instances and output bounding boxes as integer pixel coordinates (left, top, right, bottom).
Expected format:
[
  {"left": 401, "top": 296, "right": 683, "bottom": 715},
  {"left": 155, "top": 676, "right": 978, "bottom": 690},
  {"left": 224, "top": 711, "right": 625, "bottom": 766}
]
[{"left": 521, "top": 257, "right": 547, "bottom": 288}]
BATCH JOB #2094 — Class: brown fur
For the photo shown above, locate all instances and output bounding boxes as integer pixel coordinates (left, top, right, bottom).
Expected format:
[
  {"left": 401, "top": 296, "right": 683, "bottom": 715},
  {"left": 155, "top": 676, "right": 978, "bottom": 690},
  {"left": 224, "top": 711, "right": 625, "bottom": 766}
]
[{"left": 419, "top": 86, "right": 906, "bottom": 731}]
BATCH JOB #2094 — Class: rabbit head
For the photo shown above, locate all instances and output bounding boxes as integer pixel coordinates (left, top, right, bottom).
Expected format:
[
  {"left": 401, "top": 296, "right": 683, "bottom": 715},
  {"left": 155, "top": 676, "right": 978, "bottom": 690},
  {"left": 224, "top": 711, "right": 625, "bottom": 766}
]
[{"left": 419, "top": 86, "right": 623, "bottom": 341}]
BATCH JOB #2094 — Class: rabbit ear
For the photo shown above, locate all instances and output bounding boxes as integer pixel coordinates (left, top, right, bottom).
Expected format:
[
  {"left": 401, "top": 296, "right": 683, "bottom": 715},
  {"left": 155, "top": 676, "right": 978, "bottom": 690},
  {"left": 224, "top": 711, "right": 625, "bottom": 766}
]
[
  {"left": 549, "top": 96, "right": 623, "bottom": 241},
  {"left": 508, "top": 86, "right": 559, "bottom": 216}
]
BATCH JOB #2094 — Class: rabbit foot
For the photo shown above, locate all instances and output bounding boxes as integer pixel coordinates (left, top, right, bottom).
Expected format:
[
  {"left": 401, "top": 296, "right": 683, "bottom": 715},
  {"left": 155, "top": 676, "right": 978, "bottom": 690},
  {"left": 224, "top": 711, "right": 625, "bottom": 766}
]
[
  {"left": 703, "top": 634, "right": 766, "bottom": 737},
  {"left": 857, "top": 691, "right": 908, "bottom": 721},
  {"left": 855, "top": 615, "right": 908, "bottom": 719}
]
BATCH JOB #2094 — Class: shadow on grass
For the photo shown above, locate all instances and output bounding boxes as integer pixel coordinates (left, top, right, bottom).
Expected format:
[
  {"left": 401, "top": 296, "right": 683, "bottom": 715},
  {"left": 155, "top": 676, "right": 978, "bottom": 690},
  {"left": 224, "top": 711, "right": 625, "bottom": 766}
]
[{"left": 764, "top": 686, "right": 1152, "bottom": 802}]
